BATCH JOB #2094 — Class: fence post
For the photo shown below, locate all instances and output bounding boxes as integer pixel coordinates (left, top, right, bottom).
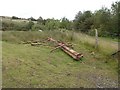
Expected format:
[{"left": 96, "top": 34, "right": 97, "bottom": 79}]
[{"left": 95, "top": 29, "right": 98, "bottom": 49}]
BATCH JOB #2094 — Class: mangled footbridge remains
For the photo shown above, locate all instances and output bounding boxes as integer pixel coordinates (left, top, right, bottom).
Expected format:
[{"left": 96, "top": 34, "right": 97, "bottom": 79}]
[
  {"left": 47, "top": 37, "right": 83, "bottom": 60},
  {"left": 25, "top": 37, "right": 83, "bottom": 60}
]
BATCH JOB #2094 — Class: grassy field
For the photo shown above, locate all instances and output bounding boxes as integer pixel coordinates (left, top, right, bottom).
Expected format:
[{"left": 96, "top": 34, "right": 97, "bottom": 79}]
[{"left": 2, "top": 31, "right": 118, "bottom": 88}]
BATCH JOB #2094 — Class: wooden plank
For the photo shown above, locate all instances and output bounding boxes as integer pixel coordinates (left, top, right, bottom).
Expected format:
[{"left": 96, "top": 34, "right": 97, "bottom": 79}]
[{"left": 48, "top": 37, "right": 83, "bottom": 60}]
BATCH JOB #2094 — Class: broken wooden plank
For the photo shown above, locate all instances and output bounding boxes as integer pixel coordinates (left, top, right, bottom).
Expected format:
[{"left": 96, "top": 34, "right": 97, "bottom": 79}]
[
  {"left": 31, "top": 43, "right": 42, "bottom": 46},
  {"left": 26, "top": 37, "right": 83, "bottom": 60},
  {"left": 58, "top": 42, "right": 83, "bottom": 60},
  {"left": 50, "top": 45, "right": 63, "bottom": 52},
  {"left": 48, "top": 37, "right": 83, "bottom": 60}
]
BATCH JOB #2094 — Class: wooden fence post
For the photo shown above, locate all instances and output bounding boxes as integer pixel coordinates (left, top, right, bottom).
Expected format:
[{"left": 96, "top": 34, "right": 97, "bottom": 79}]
[{"left": 95, "top": 29, "right": 98, "bottom": 49}]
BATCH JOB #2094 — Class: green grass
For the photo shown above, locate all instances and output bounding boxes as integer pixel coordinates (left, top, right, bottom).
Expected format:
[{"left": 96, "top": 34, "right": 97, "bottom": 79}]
[
  {"left": 2, "top": 31, "right": 118, "bottom": 88},
  {"left": 2, "top": 31, "right": 118, "bottom": 54}
]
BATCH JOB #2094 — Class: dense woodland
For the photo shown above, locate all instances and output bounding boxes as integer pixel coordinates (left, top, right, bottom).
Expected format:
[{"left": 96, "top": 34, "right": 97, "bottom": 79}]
[{"left": 2, "top": 1, "right": 120, "bottom": 37}]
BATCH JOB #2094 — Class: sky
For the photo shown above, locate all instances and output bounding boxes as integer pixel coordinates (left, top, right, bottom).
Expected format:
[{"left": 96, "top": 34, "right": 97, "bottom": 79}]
[{"left": 0, "top": 0, "right": 118, "bottom": 20}]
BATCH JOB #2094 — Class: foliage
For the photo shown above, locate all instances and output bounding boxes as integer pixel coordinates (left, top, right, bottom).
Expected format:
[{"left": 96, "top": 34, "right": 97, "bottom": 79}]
[
  {"left": 26, "top": 21, "right": 34, "bottom": 31},
  {"left": 28, "top": 17, "right": 37, "bottom": 21},
  {"left": 12, "top": 16, "right": 21, "bottom": 19},
  {"left": 2, "top": 31, "right": 118, "bottom": 88},
  {"left": 60, "top": 17, "right": 72, "bottom": 30},
  {"left": 37, "top": 16, "right": 44, "bottom": 24},
  {"left": 1, "top": 1, "right": 119, "bottom": 38},
  {"left": 74, "top": 11, "right": 93, "bottom": 33}
]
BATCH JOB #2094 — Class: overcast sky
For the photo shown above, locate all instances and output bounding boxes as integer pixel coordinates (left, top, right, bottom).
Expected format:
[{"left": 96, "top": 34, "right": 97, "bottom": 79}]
[{"left": 0, "top": 0, "right": 118, "bottom": 20}]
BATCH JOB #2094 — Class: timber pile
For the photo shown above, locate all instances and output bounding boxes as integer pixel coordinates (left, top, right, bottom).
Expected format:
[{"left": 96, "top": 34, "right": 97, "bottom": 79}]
[
  {"left": 24, "top": 37, "right": 83, "bottom": 60},
  {"left": 47, "top": 37, "right": 83, "bottom": 60}
]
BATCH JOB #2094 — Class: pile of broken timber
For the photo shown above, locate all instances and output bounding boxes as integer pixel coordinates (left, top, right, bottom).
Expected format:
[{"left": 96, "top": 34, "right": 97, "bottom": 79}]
[
  {"left": 47, "top": 37, "right": 83, "bottom": 60},
  {"left": 23, "top": 37, "right": 83, "bottom": 60}
]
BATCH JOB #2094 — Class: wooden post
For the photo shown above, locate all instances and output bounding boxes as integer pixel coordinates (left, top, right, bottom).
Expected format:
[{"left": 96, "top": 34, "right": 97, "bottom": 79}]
[{"left": 95, "top": 29, "right": 98, "bottom": 49}]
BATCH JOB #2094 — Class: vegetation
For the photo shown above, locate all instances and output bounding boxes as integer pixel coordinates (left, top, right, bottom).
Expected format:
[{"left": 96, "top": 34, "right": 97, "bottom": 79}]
[
  {"left": 1, "top": 0, "right": 119, "bottom": 88},
  {"left": 2, "top": 31, "right": 118, "bottom": 54},
  {"left": 2, "top": 31, "right": 118, "bottom": 88},
  {"left": 2, "top": 1, "right": 120, "bottom": 38}
]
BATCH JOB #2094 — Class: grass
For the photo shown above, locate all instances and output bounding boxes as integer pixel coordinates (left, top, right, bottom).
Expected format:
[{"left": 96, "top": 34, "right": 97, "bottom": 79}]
[
  {"left": 2, "top": 31, "right": 118, "bottom": 88},
  {"left": 2, "top": 31, "right": 118, "bottom": 54}
]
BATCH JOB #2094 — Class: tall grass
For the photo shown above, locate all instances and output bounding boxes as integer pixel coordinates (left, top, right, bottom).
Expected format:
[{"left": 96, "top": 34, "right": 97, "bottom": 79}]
[
  {"left": 2, "top": 30, "right": 118, "bottom": 55},
  {"left": 74, "top": 32, "right": 118, "bottom": 55}
]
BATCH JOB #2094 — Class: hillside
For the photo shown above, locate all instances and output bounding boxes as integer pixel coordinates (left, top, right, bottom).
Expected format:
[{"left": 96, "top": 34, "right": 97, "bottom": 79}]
[{"left": 2, "top": 31, "right": 118, "bottom": 88}]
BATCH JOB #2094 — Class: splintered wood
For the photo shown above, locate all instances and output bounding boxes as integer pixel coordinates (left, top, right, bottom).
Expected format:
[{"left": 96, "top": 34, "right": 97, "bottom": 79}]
[
  {"left": 25, "top": 37, "right": 83, "bottom": 60},
  {"left": 47, "top": 37, "right": 83, "bottom": 60}
]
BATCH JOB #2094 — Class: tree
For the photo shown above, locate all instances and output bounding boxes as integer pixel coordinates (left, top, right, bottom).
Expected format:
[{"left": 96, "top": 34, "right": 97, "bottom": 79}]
[
  {"left": 110, "top": 1, "right": 120, "bottom": 37},
  {"left": 60, "top": 17, "right": 72, "bottom": 30},
  {"left": 45, "top": 18, "right": 60, "bottom": 30},
  {"left": 27, "top": 21, "right": 34, "bottom": 30},
  {"left": 74, "top": 11, "right": 82, "bottom": 30},
  {"left": 92, "top": 7, "right": 112, "bottom": 36},
  {"left": 37, "top": 16, "right": 44, "bottom": 24},
  {"left": 74, "top": 11, "right": 93, "bottom": 33},
  {"left": 28, "top": 17, "right": 36, "bottom": 21},
  {"left": 12, "top": 16, "right": 20, "bottom": 19}
]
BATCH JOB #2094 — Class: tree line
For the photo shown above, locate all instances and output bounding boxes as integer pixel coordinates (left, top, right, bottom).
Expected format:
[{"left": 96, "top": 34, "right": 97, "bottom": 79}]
[{"left": 2, "top": 1, "right": 119, "bottom": 37}]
